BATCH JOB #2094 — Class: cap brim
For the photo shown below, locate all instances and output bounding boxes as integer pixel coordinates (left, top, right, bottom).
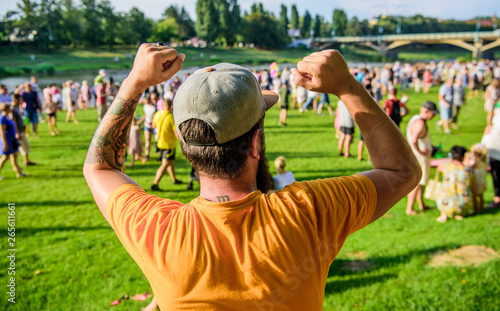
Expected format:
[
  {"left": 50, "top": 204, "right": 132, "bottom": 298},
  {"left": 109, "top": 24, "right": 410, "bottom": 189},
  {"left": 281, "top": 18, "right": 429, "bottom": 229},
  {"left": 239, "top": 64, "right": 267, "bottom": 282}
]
[{"left": 262, "top": 90, "right": 279, "bottom": 110}]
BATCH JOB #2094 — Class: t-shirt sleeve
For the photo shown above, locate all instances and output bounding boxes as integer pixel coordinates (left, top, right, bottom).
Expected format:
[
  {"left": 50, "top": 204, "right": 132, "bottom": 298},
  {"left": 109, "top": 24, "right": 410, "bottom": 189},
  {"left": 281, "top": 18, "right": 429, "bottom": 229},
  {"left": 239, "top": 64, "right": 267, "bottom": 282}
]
[
  {"left": 439, "top": 85, "right": 446, "bottom": 95},
  {"left": 284, "top": 175, "right": 377, "bottom": 260},
  {"left": 106, "top": 184, "right": 183, "bottom": 261}
]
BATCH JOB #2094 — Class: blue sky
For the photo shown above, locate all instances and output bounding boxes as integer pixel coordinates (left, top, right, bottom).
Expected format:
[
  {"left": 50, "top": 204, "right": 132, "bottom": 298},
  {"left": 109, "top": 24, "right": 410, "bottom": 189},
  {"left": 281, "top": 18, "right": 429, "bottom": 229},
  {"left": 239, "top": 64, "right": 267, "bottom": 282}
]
[{"left": 1, "top": 0, "right": 498, "bottom": 22}]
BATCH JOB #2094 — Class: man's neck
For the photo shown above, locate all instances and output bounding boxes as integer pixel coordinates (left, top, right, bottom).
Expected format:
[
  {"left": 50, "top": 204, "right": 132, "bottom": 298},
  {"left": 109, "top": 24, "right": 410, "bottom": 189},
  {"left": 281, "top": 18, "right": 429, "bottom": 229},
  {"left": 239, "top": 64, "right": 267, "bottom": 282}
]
[{"left": 199, "top": 174, "right": 257, "bottom": 203}]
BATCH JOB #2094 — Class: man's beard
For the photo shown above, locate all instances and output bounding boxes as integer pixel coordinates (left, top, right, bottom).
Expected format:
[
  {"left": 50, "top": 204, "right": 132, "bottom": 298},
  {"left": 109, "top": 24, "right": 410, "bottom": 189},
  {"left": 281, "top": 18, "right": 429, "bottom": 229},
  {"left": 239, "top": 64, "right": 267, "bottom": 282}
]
[{"left": 256, "top": 151, "right": 274, "bottom": 194}]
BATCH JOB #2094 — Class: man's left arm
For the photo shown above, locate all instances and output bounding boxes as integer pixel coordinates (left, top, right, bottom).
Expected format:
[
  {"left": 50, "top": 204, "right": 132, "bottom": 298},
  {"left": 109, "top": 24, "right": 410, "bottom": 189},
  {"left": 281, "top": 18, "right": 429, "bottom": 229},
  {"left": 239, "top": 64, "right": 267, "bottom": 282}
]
[{"left": 83, "top": 43, "right": 185, "bottom": 223}]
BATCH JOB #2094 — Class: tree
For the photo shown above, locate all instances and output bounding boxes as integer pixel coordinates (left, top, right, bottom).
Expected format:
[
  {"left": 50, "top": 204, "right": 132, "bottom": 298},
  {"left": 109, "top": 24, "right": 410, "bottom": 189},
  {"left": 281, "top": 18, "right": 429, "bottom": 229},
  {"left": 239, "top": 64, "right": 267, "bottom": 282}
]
[
  {"left": 164, "top": 5, "right": 195, "bottom": 41},
  {"left": 149, "top": 17, "right": 179, "bottom": 43},
  {"left": 313, "top": 14, "right": 321, "bottom": 38},
  {"left": 228, "top": 0, "right": 242, "bottom": 45},
  {"left": 15, "top": 0, "right": 39, "bottom": 39},
  {"left": 116, "top": 7, "right": 151, "bottom": 45},
  {"left": 81, "top": 0, "right": 104, "bottom": 47},
  {"left": 36, "top": 0, "right": 65, "bottom": 48},
  {"left": 301, "top": 10, "right": 312, "bottom": 38},
  {"left": 99, "top": 0, "right": 118, "bottom": 49},
  {"left": 128, "top": 7, "right": 152, "bottom": 44},
  {"left": 279, "top": 4, "right": 289, "bottom": 40},
  {"left": 243, "top": 11, "right": 285, "bottom": 49},
  {"left": 196, "top": 0, "right": 220, "bottom": 44},
  {"left": 291, "top": 4, "right": 299, "bottom": 30},
  {"left": 345, "top": 16, "right": 362, "bottom": 36},
  {"left": 332, "top": 9, "right": 347, "bottom": 36},
  {"left": 60, "top": 0, "right": 83, "bottom": 46}
]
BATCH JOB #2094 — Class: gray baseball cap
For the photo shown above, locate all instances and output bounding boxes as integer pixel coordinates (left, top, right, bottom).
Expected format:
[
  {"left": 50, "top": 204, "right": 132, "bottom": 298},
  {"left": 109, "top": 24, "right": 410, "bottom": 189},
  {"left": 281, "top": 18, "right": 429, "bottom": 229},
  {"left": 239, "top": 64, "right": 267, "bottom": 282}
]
[{"left": 173, "top": 63, "right": 279, "bottom": 146}]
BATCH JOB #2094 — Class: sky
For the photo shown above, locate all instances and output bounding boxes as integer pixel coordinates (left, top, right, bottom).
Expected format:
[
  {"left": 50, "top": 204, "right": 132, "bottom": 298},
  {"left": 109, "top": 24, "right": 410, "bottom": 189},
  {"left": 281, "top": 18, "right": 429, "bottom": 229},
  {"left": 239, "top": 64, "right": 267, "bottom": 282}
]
[{"left": 1, "top": 0, "right": 498, "bottom": 23}]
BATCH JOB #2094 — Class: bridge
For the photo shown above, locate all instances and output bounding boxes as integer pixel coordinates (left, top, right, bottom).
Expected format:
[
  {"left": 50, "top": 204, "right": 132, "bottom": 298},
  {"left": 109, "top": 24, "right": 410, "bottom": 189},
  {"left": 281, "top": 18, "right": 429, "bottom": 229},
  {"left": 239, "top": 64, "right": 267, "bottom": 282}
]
[{"left": 313, "top": 30, "right": 500, "bottom": 58}]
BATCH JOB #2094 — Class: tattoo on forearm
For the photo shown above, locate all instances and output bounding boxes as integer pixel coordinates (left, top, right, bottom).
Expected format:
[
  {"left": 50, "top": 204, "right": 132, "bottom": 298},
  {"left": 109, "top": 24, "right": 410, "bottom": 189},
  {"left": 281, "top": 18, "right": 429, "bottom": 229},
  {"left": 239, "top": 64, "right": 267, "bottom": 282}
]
[
  {"left": 85, "top": 95, "right": 140, "bottom": 170},
  {"left": 216, "top": 195, "right": 230, "bottom": 202}
]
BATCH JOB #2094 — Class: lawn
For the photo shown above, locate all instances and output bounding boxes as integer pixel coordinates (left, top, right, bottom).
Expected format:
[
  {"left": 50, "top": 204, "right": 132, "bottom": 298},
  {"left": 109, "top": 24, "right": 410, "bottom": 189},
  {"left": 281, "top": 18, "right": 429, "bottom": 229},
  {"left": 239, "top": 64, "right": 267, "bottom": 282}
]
[{"left": 0, "top": 83, "right": 499, "bottom": 310}]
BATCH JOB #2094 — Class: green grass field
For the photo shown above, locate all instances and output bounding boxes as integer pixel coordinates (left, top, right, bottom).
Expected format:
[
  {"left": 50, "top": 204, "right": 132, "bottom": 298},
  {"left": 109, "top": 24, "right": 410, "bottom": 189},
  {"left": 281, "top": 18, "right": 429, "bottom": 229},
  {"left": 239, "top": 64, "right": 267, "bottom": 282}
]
[{"left": 1, "top": 85, "right": 499, "bottom": 310}]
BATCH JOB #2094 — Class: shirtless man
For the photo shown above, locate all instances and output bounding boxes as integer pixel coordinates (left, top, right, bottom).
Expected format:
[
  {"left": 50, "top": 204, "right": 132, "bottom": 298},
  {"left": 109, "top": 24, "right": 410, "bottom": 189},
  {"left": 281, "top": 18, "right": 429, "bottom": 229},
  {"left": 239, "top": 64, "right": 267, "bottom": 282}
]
[{"left": 406, "top": 101, "right": 439, "bottom": 214}]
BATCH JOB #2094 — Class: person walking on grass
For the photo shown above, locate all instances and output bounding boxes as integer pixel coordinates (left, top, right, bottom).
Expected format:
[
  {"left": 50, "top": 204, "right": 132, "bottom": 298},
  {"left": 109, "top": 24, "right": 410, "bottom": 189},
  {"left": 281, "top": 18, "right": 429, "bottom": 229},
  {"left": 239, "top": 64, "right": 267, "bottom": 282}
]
[
  {"left": 436, "top": 77, "right": 454, "bottom": 135},
  {"left": 96, "top": 80, "right": 108, "bottom": 122},
  {"left": 137, "top": 93, "right": 157, "bottom": 163},
  {"left": 0, "top": 103, "right": 27, "bottom": 180},
  {"left": 337, "top": 99, "right": 355, "bottom": 158},
  {"left": 43, "top": 92, "right": 61, "bottom": 136},
  {"left": 150, "top": 98, "right": 182, "bottom": 191},
  {"left": 406, "top": 101, "right": 439, "bottom": 215},
  {"left": 84, "top": 44, "right": 420, "bottom": 310},
  {"left": 451, "top": 77, "right": 466, "bottom": 129},
  {"left": 16, "top": 82, "right": 40, "bottom": 137},
  {"left": 383, "top": 88, "right": 408, "bottom": 128},
  {"left": 63, "top": 81, "right": 79, "bottom": 124},
  {"left": 11, "top": 94, "right": 36, "bottom": 166},
  {"left": 278, "top": 80, "right": 291, "bottom": 126}
]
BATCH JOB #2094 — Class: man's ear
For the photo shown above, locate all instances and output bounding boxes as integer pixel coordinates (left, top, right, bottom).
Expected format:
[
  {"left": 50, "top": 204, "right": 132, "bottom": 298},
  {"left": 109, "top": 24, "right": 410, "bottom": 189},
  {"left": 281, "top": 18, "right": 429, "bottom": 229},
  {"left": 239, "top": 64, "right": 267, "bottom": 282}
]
[{"left": 250, "top": 129, "right": 261, "bottom": 160}]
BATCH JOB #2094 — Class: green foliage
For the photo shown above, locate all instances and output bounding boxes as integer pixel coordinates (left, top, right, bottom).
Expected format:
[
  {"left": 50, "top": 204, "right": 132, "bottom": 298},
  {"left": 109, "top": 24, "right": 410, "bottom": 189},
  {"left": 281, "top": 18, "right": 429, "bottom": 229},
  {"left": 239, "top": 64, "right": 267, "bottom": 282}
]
[
  {"left": 301, "top": 10, "right": 312, "bottom": 38},
  {"left": 196, "top": 0, "right": 220, "bottom": 44},
  {"left": 163, "top": 5, "right": 196, "bottom": 42},
  {"left": 279, "top": 4, "right": 289, "bottom": 41},
  {"left": 313, "top": 14, "right": 321, "bottom": 38},
  {"left": 291, "top": 4, "right": 299, "bottom": 30},
  {"left": 148, "top": 18, "right": 179, "bottom": 43},
  {"left": 243, "top": 11, "right": 286, "bottom": 49},
  {"left": 345, "top": 16, "right": 372, "bottom": 36},
  {"left": 332, "top": 9, "right": 348, "bottom": 36},
  {"left": 3, "top": 0, "right": 494, "bottom": 51}
]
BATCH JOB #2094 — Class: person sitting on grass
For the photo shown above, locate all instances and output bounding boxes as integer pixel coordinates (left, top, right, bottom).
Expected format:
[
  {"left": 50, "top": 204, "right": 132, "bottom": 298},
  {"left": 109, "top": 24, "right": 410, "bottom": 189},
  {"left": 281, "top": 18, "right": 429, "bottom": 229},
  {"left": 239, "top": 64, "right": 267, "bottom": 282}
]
[
  {"left": 436, "top": 146, "right": 473, "bottom": 222},
  {"left": 83, "top": 44, "right": 421, "bottom": 310},
  {"left": 0, "top": 103, "right": 27, "bottom": 180}
]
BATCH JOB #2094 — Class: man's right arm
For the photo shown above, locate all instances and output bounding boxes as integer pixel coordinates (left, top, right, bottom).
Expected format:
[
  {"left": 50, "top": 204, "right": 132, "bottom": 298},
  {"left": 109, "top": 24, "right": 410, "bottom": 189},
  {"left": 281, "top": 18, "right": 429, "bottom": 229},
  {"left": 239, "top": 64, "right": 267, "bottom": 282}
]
[{"left": 292, "top": 50, "right": 421, "bottom": 223}]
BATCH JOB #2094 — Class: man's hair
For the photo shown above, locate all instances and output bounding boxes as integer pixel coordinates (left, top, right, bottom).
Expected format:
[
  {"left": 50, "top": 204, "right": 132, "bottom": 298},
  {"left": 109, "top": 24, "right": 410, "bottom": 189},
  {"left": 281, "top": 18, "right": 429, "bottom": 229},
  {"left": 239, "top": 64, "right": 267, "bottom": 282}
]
[{"left": 179, "top": 117, "right": 264, "bottom": 180}]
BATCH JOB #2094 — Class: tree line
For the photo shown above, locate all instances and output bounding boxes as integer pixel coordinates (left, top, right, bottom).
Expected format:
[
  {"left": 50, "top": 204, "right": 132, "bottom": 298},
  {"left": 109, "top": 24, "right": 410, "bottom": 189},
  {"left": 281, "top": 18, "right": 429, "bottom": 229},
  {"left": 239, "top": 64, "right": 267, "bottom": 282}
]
[{"left": 0, "top": 0, "right": 493, "bottom": 50}]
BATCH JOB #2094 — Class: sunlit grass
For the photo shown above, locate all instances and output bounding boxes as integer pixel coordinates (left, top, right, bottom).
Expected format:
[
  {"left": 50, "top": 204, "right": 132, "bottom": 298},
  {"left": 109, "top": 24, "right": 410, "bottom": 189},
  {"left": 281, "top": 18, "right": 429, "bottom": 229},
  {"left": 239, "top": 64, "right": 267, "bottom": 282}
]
[{"left": 0, "top": 85, "right": 498, "bottom": 310}]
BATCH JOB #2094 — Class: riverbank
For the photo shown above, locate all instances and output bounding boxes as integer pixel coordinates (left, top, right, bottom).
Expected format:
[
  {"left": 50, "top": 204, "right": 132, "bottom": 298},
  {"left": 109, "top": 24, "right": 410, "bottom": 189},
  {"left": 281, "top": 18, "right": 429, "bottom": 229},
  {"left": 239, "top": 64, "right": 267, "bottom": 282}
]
[
  {"left": 1, "top": 45, "right": 492, "bottom": 78},
  {"left": 0, "top": 46, "right": 312, "bottom": 78}
]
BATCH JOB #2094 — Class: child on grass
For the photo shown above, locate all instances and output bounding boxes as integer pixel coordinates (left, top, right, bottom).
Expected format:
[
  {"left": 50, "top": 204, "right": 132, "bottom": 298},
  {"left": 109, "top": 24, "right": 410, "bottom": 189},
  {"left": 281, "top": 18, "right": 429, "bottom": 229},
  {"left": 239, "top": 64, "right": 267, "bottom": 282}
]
[
  {"left": 127, "top": 117, "right": 143, "bottom": 167},
  {"left": 273, "top": 156, "right": 296, "bottom": 190},
  {"left": 43, "top": 92, "right": 61, "bottom": 136},
  {"left": 466, "top": 143, "right": 488, "bottom": 213}
]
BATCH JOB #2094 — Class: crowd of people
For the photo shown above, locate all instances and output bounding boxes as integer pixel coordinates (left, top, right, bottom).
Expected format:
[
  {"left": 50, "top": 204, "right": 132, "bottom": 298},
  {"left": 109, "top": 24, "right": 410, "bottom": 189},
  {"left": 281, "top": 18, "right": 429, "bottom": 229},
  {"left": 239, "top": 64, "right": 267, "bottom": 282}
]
[{"left": 1, "top": 57, "right": 499, "bottom": 218}]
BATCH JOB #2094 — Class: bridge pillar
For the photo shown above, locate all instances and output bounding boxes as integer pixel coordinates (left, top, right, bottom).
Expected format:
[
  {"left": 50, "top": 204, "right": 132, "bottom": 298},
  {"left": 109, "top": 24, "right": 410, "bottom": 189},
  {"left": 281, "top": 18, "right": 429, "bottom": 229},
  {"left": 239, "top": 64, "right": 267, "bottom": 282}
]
[{"left": 473, "top": 40, "right": 484, "bottom": 58}]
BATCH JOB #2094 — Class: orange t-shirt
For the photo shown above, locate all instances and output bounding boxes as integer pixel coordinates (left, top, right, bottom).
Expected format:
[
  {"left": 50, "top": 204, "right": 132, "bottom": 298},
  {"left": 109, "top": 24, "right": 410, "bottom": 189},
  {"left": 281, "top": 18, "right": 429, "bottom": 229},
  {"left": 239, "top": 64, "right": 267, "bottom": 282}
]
[{"left": 106, "top": 175, "right": 377, "bottom": 310}]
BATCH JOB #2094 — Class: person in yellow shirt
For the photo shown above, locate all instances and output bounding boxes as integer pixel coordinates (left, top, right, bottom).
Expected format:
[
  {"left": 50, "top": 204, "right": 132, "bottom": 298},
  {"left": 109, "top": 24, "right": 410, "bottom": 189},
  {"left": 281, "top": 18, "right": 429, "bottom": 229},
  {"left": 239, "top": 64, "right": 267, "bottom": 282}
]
[
  {"left": 151, "top": 98, "right": 182, "bottom": 191},
  {"left": 83, "top": 43, "right": 421, "bottom": 310}
]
